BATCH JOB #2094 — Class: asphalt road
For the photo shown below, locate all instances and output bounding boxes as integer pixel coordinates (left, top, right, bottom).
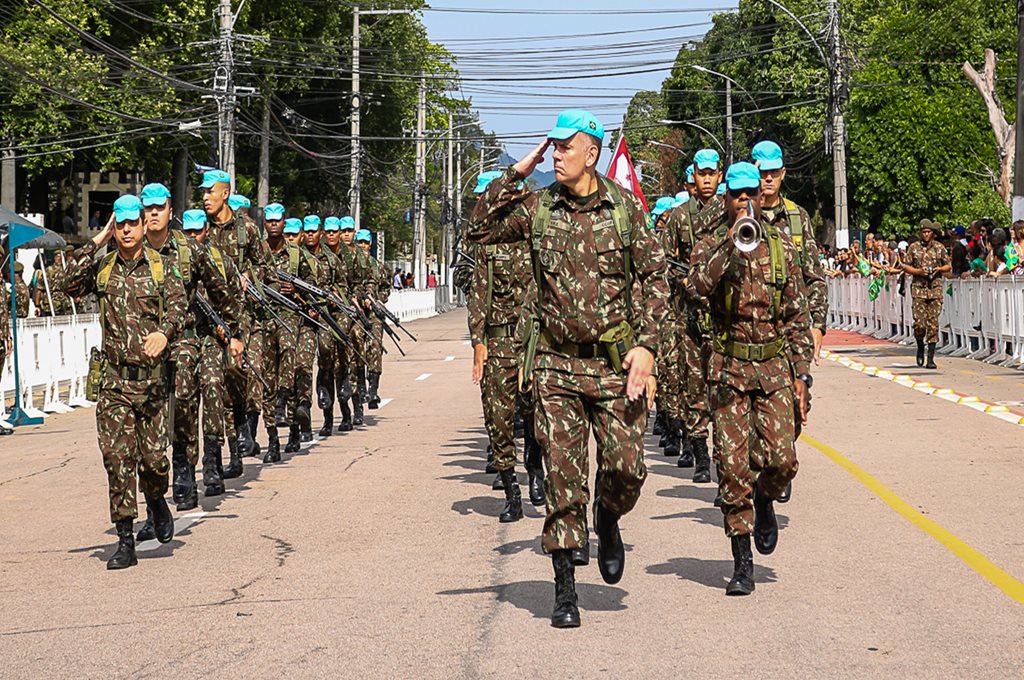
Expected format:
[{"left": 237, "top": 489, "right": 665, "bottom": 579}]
[{"left": 0, "top": 310, "right": 1021, "bottom": 678}]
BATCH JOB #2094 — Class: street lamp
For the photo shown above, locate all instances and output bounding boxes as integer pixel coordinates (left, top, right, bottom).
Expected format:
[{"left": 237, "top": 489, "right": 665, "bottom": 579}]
[
  {"left": 655, "top": 121, "right": 725, "bottom": 155},
  {"left": 689, "top": 64, "right": 755, "bottom": 165}
]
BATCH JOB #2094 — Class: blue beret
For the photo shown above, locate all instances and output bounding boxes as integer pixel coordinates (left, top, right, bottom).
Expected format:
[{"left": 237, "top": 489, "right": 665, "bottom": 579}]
[
  {"left": 751, "top": 140, "right": 784, "bottom": 171},
  {"left": 113, "top": 195, "right": 142, "bottom": 222},
  {"left": 339, "top": 216, "right": 356, "bottom": 231},
  {"left": 181, "top": 209, "right": 207, "bottom": 231},
  {"left": 264, "top": 202, "right": 285, "bottom": 220},
  {"left": 651, "top": 196, "right": 676, "bottom": 218},
  {"left": 140, "top": 183, "right": 171, "bottom": 207},
  {"left": 228, "top": 194, "right": 251, "bottom": 211},
  {"left": 303, "top": 215, "right": 321, "bottom": 232},
  {"left": 725, "top": 162, "right": 761, "bottom": 191},
  {"left": 355, "top": 229, "right": 372, "bottom": 243},
  {"left": 548, "top": 109, "right": 604, "bottom": 142},
  {"left": 474, "top": 171, "right": 503, "bottom": 194},
  {"left": 324, "top": 216, "right": 341, "bottom": 232},
  {"left": 283, "top": 218, "right": 302, "bottom": 234},
  {"left": 199, "top": 169, "right": 231, "bottom": 189},
  {"left": 694, "top": 149, "right": 720, "bottom": 171}
]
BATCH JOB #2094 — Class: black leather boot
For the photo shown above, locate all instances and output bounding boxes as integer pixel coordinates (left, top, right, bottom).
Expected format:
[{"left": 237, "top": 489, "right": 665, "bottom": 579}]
[
  {"left": 367, "top": 372, "right": 381, "bottom": 409},
  {"left": 246, "top": 411, "right": 261, "bottom": 459},
  {"left": 171, "top": 443, "right": 189, "bottom": 504},
  {"left": 135, "top": 509, "right": 155, "bottom": 542},
  {"left": 926, "top": 342, "right": 937, "bottom": 369},
  {"left": 264, "top": 427, "right": 281, "bottom": 463},
  {"left": 485, "top": 444, "right": 497, "bottom": 474},
  {"left": 202, "top": 438, "right": 225, "bottom": 497},
  {"left": 316, "top": 369, "right": 334, "bottom": 410},
  {"left": 274, "top": 388, "right": 290, "bottom": 428},
  {"left": 285, "top": 424, "right": 301, "bottom": 453},
  {"left": 352, "top": 391, "right": 364, "bottom": 426},
  {"left": 691, "top": 438, "right": 711, "bottom": 482},
  {"left": 594, "top": 501, "right": 625, "bottom": 585},
  {"left": 177, "top": 463, "right": 198, "bottom": 511},
  {"left": 753, "top": 488, "right": 779, "bottom": 555},
  {"left": 147, "top": 493, "right": 174, "bottom": 543},
  {"left": 337, "top": 372, "right": 354, "bottom": 431},
  {"left": 527, "top": 467, "right": 545, "bottom": 506},
  {"left": 498, "top": 469, "right": 524, "bottom": 523},
  {"left": 916, "top": 337, "right": 925, "bottom": 367},
  {"left": 318, "top": 409, "right": 334, "bottom": 437},
  {"left": 777, "top": 481, "right": 792, "bottom": 503},
  {"left": 234, "top": 405, "right": 254, "bottom": 458},
  {"left": 107, "top": 519, "right": 137, "bottom": 570},
  {"left": 726, "top": 534, "right": 755, "bottom": 595},
  {"left": 296, "top": 401, "right": 313, "bottom": 442},
  {"left": 653, "top": 410, "right": 666, "bottom": 436},
  {"left": 550, "top": 550, "right": 580, "bottom": 628},
  {"left": 663, "top": 418, "right": 681, "bottom": 457},
  {"left": 492, "top": 472, "right": 504, "bottom": 491},
  {"left": 222, "top": 438, "right": 243, "bottom": 479},
  {"left": 571, "top": 542, "right": 590, "bottom": 566}
]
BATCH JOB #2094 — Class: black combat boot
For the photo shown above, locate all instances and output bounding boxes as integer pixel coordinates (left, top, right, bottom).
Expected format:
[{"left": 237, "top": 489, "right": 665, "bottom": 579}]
[
  {"left": 146, "top": 493, "right": 174, "bottom": 543},
  {"left": 234, "top": 405, "right": 254, "bottom": 458},
  {"left": 498, "top": 469, "right": 524, "bottom": 522},
  {"left": 264, "top": 427, "right": 282, "bottom": 464},
  {"left": 316, "top": 369, "right": 334, "bottom": 411},
  {"left": 663, "top": 418, "right": 681, "bottom": 457},
  {"left": 296, "top": 400, "right": 313, "bottom": 442},
  {"left": 367, "top": 372, "right": 382, "bottom": 409},
  {"left": 753, "top": 488, "right": 779, "bottom": 555},
  {"left": 107, "top": 519, "right": 137, "bottom": 570},
  {"left": 653, "top": 410, "right": 666, "bottom": 436},
  {"left": 246, "top": 411, "right": 261, "bottom": 459},
  {"left": 202, "top": 438, "right": 225, "bottom": 497},
  {"left": 274, "top": 388, "right": 290, "bottom": 428},
  {"left": 926, "top": 342, "right": 937, "bottom": 369},
  {"left": 594, "top": 501, "right": 625, "bottom": 585},
  {"left": 337, "top": 372, "right": 354, "bottom": 432},
  {"left": 171, "top": 442, "right": 189, "bottom": 504},
  {"left": 550, "top": 550, "right": 580, "bottom": 628},
  {"left": 285, "top": 424, "right": 301, "bottom": 453},
  {"left": 777, "top": 481, "right": 792, "bottom": 504},
  {"left": 916, "top": 337, "right": 926, "bottom": 367},
  {"left": 492, "top": 472, "right": 504, "bottom": 491},
  {"left": 222, "top": 438, "right": 243, "bottom": 480},
  {"left": 525, "top": 431, "right": 545, "bottom": 506},
  {"left": 177, "top": 463, "right": 198, "bottom": 511},
  {"left": 726, "top": 535, "right": 755, "bottom": 596},
  {"left": 338, "top": 403, "right": 353, "bottom": 432},
  {"left": 318, "top": 409, "right": 334, "bottom": 437},
  {"left": 485, "top": 444, "right": 498, "bottom": 474},
  {"left": 135, "top": 508, "right": 155, "bottom": 542},
  {"left": 691, "top": 438, "right": 711, "bottom": 482},
  {"left": 352, "top": 391, "right": 364, "bottom": 427}
]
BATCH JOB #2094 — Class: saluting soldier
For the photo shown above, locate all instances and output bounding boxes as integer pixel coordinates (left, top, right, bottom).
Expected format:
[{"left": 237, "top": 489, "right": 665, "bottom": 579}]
[
  {"left": 688, "top": 162, "right": 812, "bottom": 595},
  {"left": 902, "top": 219, "right": 950, "bottom": 369},
  {"left": 469, "top": 110, "right": 669, "bottom": 628},
  {"left": 53, "top": 195, "right": 188, "bottom": 570}
]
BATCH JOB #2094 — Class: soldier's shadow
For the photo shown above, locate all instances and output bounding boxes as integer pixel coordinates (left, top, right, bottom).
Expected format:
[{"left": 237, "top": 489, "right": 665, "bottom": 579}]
[
  {"left": 437, "top": 580, "right": 629, "bottom": 620},
  {"left": 646, "top": 557, "right": 778, "bottom": 590}
]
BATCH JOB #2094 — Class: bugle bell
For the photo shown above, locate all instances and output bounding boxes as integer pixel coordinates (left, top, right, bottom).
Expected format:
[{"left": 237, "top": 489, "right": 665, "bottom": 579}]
[{"left": 732, "top": 214, "right": 763, "bottom": 253}]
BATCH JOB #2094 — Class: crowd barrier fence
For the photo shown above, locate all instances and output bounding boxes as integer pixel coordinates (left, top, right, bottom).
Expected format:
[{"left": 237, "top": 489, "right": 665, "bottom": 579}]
[{"left": 827, "top": 276, "right": 1024, "bottom": 367}]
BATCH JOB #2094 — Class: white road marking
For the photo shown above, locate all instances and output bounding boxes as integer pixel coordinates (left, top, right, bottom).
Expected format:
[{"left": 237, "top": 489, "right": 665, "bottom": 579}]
[
  {"left": 136, "top": 511, "right": 207, "bottom": 552},
  {"left": 462, "top": 340, "right": 471, "bottom": 345},
  {"left": 377, "top": 398, "right": 393, "bottom": 409},
  {"left": 415, "top": 373, "right": 432, "bottom": 381},
  {"left": 445, "top": 356, "right": 455, "bottom": 362}
]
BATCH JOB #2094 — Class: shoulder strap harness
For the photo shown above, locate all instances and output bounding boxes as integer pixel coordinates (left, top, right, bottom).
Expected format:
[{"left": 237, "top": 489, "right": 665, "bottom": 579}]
[
  {"left": 96, "top": 246, "right": 165, "bottom": 334},
  {"left": 170, "top": 230, "right": 192, "bottom": 285}
]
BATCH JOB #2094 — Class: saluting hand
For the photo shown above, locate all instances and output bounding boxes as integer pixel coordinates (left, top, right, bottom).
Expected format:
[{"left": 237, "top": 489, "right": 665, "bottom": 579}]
[
  {"left": 513, "top": 139, "right": 550, "bottom": 178},
  {"left": 622, "top": 346, "right": 655, "bottom": 402},
  {"left": 92, "top": 214, "right": 116, "bottom": 247},
  {"left": 142, "top": 331, "right": 168, "bottom": 358}
]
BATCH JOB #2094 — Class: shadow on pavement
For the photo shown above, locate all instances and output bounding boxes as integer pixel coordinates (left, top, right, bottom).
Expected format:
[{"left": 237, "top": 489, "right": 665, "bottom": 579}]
[
  {"left": 438, "top": 580, "right": 629, "bottom": 620},
  {"left": 655, "top": 483, "right": 718, "bottom": 503},
  {"left": 645, "top": 556, "right": 778, "bottom": 590}
]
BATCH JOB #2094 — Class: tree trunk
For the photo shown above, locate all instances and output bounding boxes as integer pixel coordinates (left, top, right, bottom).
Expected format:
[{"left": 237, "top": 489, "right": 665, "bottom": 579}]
[{"left": 963, "top": 49, "right": 1014, "bottom": 205}]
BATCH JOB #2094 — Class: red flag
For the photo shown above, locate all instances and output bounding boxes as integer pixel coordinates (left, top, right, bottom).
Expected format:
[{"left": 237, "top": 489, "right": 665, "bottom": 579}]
[{"left": 605, "top": 135, "right": 649, "bottom": 212}]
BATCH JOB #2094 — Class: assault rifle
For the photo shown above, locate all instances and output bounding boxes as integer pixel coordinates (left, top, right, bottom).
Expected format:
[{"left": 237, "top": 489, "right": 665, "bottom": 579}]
[{"left": 194, "top": 292, "right": 270, "bottom": 392}]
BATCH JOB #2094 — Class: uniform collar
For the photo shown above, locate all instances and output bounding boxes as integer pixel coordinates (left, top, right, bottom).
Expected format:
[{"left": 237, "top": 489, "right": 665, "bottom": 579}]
[{"left": 552, "top": 175, "right": 615, "bottom": 212}]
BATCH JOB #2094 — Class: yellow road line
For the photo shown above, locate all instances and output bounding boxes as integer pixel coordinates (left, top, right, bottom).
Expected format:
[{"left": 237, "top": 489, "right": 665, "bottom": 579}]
[{"left": 801, "top": 434, "right": 1024, "bottom": 605}]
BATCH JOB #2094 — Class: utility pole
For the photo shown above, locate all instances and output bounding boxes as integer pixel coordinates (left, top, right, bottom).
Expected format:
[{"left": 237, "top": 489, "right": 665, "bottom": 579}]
[
  {"left": 827, "top": 0, "right": 849, "bottom": 248},
  {"left": 1013, "top": 0, "right": 1024, "bottom": 221},
  {"left": 413, "top": 75, "right": 427, "bottom": 290},
  {"left": 351, "top": 7, "right": 361, "bottom": 228},
  {"left": 215, "top": 0, "right": 236, "bottom": 187},
  {"left": 445, "top": 113, "right": 454, "bottom": 291},
  {"left": 725, "top": 80, "right": 733, "bottom": 165},
  {"left": 258, "top": 97, "right": 270, "bottom": 215}
]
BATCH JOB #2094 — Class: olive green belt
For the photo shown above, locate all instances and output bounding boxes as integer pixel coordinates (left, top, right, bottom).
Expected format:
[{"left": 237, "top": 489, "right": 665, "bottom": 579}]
[
  {"left": 485, "top": 323, "right": 513, "bottom": 339},
  {"left": 539, "top": 329, "right": 608, "bottom": 360},
  {"left": 712, "top": 335, "right": 786, "bottom": 361},
  {"left": 108, "top": 362, "right": 165, "bottom": 381}
]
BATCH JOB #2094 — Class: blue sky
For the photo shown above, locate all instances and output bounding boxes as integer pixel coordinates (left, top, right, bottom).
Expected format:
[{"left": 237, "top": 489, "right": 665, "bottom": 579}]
[{"left": 421, "top": 1, "right": 737, "bottom": 168}]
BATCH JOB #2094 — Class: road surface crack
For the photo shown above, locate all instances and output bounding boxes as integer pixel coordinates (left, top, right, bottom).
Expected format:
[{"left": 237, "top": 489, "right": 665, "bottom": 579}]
[
  {"left": 0, "top": 455, "right": 75, "bottom": 487},
  {"left": 261, "top": 534, "right": 295, "bottom": 567}
]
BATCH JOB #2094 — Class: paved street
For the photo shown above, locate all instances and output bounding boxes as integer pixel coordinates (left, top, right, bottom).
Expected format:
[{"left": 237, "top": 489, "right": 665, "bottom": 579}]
[{"left": 0, "top": 309, "right": 1021, "bottom": 678}]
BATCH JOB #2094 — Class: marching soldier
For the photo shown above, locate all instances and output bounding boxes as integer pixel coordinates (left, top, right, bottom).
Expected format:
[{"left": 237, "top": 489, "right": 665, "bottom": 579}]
[
  {"left": 355, "top": 229, "right": 390, "bottom": 411},
  {"left": 53, "top": 195, "right": 188, "bottom": 570},
  {"left": 337, "top": 216, "right": 373, "bottom": 427},
  {"left": 137, "top": 183, "right": 242, "bottom": 524},
  {"left": 325, "top": 216, "right": 357, "bottom": 431},
  {"left": 467, "top": 171, "right": 540, "bottom": 522},
  {"left": 649, "top": 197, "right": 684, "bottom": 459},
  {"left": 12, "top": 261, "right": 29, "bottom": 318},
  {"left": 469, "top": 110, "right": 669, "bottom": 628},
  {"left": 281, "top": 216, "right": 320, "bottom": 450},
  {"left": 688, "top": 162, "right": 812, "bottom": 595},
  {"left": 902, "top": 219, "right": 950, "bottom": 369},
  {"left": 308, "top": 215, "right": 350, "bottom": 436},
  {"left": 0, "top": 272, "right": 11, "bottom": 435}
]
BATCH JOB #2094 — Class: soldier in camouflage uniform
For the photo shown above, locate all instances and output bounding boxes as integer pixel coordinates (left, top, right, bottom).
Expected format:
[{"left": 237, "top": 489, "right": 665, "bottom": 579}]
[
  {"left": 202, "top": 169, "right": 268, "bottom": 464},
  {"left": 12, "top": 262, "right": 29, "bottom": 318},
  {"left": 308, "top": 215, "right": 351, "bottom": 436},
  {"left": 0, "top": 272, "right": 10, "bottom": 435},
  {"left": 467, "top": 171, "right": 543, "bottom": 521},
  {"left": 688, "top": 163, "right": 812, "bottom": 595},
  {"left": 355, "top": 229, "right": 390, "bottom": 411},
  {"left": 337, "top": 217, "right": 373, "bottom": 427},
  {"left": 469, "top": 110, "right": 669, "bottom": 628},
  {"left": 33, "top": 251, "right": 74, "bottom": 316},
  {"left": 903, "top": 219, "right": 950, "bottom": 369},
  {"left": 324, "top": 216, "right": 358, "bottom": 432},
  {"left": 136, "top": 185, "right": 243, "bottom": 518},
  {"left": 54, "top": 196, "right": 187, "bottom": 570}
]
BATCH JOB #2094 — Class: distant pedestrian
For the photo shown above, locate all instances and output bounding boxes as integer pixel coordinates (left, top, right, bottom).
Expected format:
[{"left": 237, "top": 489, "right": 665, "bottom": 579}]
[
  {"left": 404, "top": 273, "right": 413, "bottom": 289},
  {"left": 89, "top": 210, "right": 101, "bottom": 229},
  {"left": 393, "top": 269, "right": 403, "bottom": 290},
  {"left": 427, "top": 270, "right": 436, "bottom": 288}
]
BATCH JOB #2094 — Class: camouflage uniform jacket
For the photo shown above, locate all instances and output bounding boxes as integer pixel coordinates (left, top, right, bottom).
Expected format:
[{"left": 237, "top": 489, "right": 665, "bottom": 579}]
[
  {"left": 906, "top": 239, "right": 950, "bottom": 300},
  {"left": 0, "top": 271, "right": 10, "bottom": 335},
  {"left": 761, "top": 198, "right": 828, "bottom": 333},
  {"left": 689, "top": 218, "right": 813, "bottom": 393},
  {"left": 467, "top": 166, "right": 669, "bottom": 358},
  {"left": 57, "top": 242, "right": 187, "bottom": 367},
  {"left": 195, "top": 246, "right": 243, "bottom": 339},
  {"left": 150, "top": 230, "right": 242, "bottom": 339},
  {"left": 14, "top": 277, "right": 29, "bottom": 318},
  {"left": 371, "top": 258, "right": 391, "bottom": 303},
  {"left": 37, "top": 263, "right": 73, "bottom": 315},
  {"left": 311, "top": 245, "right": 349, "bottom": 298},
  {"left": 338, "top": 244, "right": 374, "bottom": 299},
  {"left": 660, "top": 201, "right": 706, "bottom": 313},
  {"left": 209, "top": 210, "right": 269, "bottom": 284},
  {"left": 265, "top": 241, "right": 319, "bottom": 322},
  {"left": 467, "top": 240, "right": 532, "bottom": 348}
]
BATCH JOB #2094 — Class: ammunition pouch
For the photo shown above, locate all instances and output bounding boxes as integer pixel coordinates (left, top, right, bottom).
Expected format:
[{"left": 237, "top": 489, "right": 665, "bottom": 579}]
[
  {"left": 520, "top": 317, "right": 540, "bottom": 392},
  {"left": 86, "top": 347, "right": 105, "bottom": 401},
  {"left": 597, "top": 320, "right": 636, "bottom": 374}
]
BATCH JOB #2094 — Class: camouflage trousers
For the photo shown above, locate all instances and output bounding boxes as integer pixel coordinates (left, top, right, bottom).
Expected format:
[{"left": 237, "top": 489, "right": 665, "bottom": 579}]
[
  {"left": 912, "top": 295, "right": 942, "bottom": 344},
  {"left": 365, "top": 316, "right": 385, "bottom": 375},
  {"left": 657, "top": 314, "right": 684, "bottom": 421},
  {"left": 245, "top": 321, "right": 266, "bottom": 414},
  {"left": 480, "top": 336, "right": 518, "bottom": 471},
  {"left": 172, "top": 335, "right": 202, "bottom": 466},
  {"left": 316, "top": 328, "right": 339, "bottom": 410},
  {"left": 534, "top": 354, "right": 648, "bottom": 553},
  {"left": 346, "top": 324, "right": 367, "bottom": 403},
  {"left": 290, "top": 323, "right": 318, "bottom": 408},
  {"left": 680, "top": 323, "right": 710, "bottom": 439},
  {"left": 96, "top": 370, "right": 170, "bottom": 523},
  {"left": 710, "top": 378, "right": 799, "bottom": 537},
  {"left": 261, "top": 320, "right": 296, "bottom": 426},
  {"left": 199, "top": 335, "right": 227, "bottom": 451}
]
